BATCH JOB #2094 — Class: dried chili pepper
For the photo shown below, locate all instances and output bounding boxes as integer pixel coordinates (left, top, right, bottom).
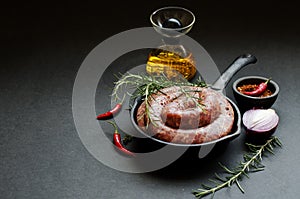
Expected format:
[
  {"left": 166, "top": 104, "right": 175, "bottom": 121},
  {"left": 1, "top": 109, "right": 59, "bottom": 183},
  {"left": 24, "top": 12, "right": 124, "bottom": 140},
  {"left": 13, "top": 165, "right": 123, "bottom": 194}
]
[
  {"left": 96, "top": 103, "right": 122, "bottom": 120},
  {"left": 107, "top": 121, "right": 135, "bottom": 156},
  {"left": 242, "top": 78, "right": 271, "bottom": 97}
]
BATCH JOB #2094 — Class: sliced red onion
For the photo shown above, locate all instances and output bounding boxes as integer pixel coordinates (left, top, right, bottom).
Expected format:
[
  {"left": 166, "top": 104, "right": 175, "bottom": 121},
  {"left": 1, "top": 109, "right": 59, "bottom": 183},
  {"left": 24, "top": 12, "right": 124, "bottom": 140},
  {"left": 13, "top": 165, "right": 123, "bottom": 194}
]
[{"left": 242, "top": 109, "right": 279, "bottom": 133}]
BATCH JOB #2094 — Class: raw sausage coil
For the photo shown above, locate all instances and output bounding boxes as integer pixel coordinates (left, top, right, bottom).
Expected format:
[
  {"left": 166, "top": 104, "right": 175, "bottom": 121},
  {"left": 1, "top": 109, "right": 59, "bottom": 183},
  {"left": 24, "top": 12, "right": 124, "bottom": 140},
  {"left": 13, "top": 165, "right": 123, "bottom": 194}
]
[{"left": 136, "top": 86, "right": 234, "bottom": 144}]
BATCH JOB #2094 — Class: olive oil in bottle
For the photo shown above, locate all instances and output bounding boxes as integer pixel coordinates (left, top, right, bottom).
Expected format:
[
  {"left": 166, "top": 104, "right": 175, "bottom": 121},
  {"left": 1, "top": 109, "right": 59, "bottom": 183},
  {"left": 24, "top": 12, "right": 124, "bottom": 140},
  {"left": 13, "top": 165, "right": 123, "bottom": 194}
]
[
  {"left": 147, "top": 14, "right": 197, "bottom": 80},
  {"left": 146, "top": 46, "right": 196, "bottom": 80}
]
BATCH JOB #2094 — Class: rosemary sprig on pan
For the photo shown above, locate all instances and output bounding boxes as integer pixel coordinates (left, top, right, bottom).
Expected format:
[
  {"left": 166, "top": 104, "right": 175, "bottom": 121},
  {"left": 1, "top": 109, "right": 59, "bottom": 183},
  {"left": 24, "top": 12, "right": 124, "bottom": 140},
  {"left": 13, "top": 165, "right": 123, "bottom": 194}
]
[
  {"left": 192, "top": 136, "right": 282, "bottom": 198},
  {"left": 112, "top": 72, "right": 206, "bottom": 127},
  {"left": 112, "top": 72, "right": 206, "bottom": 102}
]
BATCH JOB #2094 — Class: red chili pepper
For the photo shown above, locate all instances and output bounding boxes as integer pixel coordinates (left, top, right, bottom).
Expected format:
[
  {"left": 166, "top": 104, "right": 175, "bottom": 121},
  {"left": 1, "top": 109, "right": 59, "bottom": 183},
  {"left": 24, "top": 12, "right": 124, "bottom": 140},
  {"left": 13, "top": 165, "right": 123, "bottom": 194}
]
[
  {"left": 107, "top": 121, "right": 135, "bottom": 157},
  {"left": 96, "top": 103, "right": 122, "bottom": 120},
  {"left": 242, "top": 78, "right": 271, "bottom": 97}
]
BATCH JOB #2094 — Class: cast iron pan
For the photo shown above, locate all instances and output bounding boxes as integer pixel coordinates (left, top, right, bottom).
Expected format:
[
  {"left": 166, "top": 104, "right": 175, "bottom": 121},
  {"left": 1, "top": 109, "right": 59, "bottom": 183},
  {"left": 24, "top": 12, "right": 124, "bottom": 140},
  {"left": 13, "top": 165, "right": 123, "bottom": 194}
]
[{"left": 129, "top": 54, "right": 257, "bottom": 158}]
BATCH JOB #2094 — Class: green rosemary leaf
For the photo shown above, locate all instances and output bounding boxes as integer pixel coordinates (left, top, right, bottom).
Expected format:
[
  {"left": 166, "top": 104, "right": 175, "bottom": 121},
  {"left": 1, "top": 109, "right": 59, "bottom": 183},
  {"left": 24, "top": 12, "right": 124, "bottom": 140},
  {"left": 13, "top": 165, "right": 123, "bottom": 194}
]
[
  {"left": 235, "top": 180, "right": 245, "bottom": 193},
  {"left": 269, "top": 143, "right": 274, "bottom": 150},
  {"left": 243, "top": 154, "right": 251, "bottom": 161},
  {"left": 208, "top": 179, "right": 219, "bottom": 185},
  {"left": 265, "top": 146, "right": 275, "bottom": 154},
  {"left": 258, "top": 153, "right": 263, "bottom": 161},
  {"left": 252, "top": 157, "right": 262, "bottom": 164},
  {"left": 251, "top": 167, "right": 265, "bottom": 172},
  {"left": 214, "top": 173, "right": 227, "bottom": 182},
  {"left": 201, "top": 183, "right": 213, "bottom": 190},
  {"left": 195, "top": 188, "right": 207, "bottom": 192},
  {"left": 241, "top": 170, "right": 249, "bottom": 178},
  {"left": 218, "top": 163, "right": 235, "bottom": 174},
  {"left": 275, "top": 138, "right": 282, "bottom": 147}
]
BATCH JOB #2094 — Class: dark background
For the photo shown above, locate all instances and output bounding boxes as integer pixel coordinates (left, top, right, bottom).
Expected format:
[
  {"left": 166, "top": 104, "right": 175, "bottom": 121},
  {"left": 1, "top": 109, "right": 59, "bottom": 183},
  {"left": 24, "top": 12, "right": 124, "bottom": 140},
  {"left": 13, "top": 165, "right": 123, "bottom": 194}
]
[{"left": 1, "top": 0, "right": 299, "bottom": 198}]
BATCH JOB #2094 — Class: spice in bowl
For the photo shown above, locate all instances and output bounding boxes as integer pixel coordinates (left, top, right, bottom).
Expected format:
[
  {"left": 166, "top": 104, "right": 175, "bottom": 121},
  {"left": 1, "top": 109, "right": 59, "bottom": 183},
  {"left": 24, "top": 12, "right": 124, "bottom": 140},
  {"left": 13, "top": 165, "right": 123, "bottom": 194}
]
[
  {"left": 232, "top": 76, "right": 280, "bottom": 110},
  {"left": 237, "top": 78, "right": 273, "bottom": 97}
]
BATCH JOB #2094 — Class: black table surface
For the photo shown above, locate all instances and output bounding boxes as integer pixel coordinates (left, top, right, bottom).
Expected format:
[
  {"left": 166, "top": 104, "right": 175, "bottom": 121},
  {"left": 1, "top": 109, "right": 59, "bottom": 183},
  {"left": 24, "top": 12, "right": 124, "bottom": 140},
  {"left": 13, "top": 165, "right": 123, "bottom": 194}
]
[{"left": 1, "top": 0, "right": 300, "bottom": 198}]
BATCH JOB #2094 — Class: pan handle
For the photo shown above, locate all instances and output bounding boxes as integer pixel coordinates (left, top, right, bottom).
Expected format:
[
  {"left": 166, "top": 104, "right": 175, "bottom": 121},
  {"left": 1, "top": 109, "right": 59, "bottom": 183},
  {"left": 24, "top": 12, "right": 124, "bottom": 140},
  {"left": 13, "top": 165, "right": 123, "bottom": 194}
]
[{"left": 212, "top": 54, "right": 257, "bottom": 91}]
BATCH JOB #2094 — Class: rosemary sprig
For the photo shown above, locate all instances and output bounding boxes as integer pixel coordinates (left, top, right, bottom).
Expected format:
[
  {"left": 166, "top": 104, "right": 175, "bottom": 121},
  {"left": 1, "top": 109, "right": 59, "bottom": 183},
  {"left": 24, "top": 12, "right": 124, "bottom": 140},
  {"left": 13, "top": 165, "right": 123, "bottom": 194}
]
[
  {"left": 112, "top": 72, "right": 206, "bottom": 103},
  {"left": 193, "top": 136, "right": 282, "bottom": 198},
  {"left": 112, "top": 72, "right": 207, "bottom": 127}
]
